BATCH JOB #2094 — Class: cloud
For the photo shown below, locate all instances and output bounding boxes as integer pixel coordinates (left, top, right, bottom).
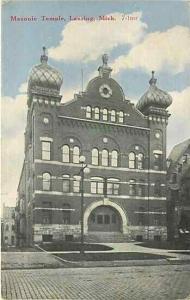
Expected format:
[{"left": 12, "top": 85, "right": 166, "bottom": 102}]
[
  {"left": 18, "top": 82, "right": 28, "bottom": 93},
  {"left": 112, "top": 26, "right": 190, "bottom": 74},
  {"left": 61, "top": 86, "right": 80, "bottom": 103},
  {"left": 48, "top": 12, "right": 147, "bottom": 62},
  {"left": 1, "top": 93, "right": 27, "bottom": 207},
  {"left": 167, "top": 86, "right": 190, "bottom": 154}
]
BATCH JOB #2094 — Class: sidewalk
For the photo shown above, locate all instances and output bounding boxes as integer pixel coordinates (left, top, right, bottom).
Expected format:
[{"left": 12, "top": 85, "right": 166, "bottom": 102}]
[{"left": 2, "top": 242, "right": 190, "bottom": 270}]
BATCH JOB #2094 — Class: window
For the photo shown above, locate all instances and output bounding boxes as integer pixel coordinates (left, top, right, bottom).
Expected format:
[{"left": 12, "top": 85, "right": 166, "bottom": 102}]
[
  {"left": 138, "top": 153, "right": 144, "bottom": 169},
  {"left": 154, "top": 153, "right": 162, "bottom": 170},
  {"left": 107, "top": 178, "right": 120, "bottom": 195},
  {"left": 104, "top": 215, "right": 110, "bottom": 224},
  {"left": 42, "top": 202, "right": 52, "bottom": 224},
  {"left": 42, "top": 141, "right": 51, "bottom": 160},
  {"left": 86, "top": 106, "right": 92, "bottom": 119},
  {"left": 118, "top": 111, "right": 124, "bottom": 123},
  {"left": 42, "top": 173, "right": 51, "bottom": 191},
  {"left": 111, "top": 150, "right": 118, "bottom": 167},
  {"left": 62, "top": 175, "right": 70, "bottom": 192},
  {"left": 73, "top": 175, "right": 81, "bottom": 193},
  {"left": 92, "top": 148, "right": 99, "bottom": 165},
  {"left": 97, "top": 215, "right": 103, "bottom": 224},
  {"left": 73, "top": 146, "right": 80, "bottom": 164},
  {"left": 5, "top": 224, "right": 9, "bottom": 231},
  {"left": 62, "top": 204, "right": 71, "bottom": 224},
  {"left": 91, "top": 177, "right": 104, "bottom": 194},
  {"left": 94, "top": 107, "right": 100, "bottom": 120},
  {"left": 62, "top": 145, "right": 70, "bottom": 163},
  {"left": 154, "top": 181, "right": 161, "bottom": 197},
  {"left": 102, "top": 149, "right": 109, "bottom": 166},
  {"left": 110, "top": 110, "right": 116, "bottom": 122},
  {"left": 138, "top": 207, "right": 146, "bottom": 225},
  {"left": 103, "top": 108, "right": 108, "bottom": 121},
  {"left": 138, "top": 181, "right": 145, "bottom": 197},
  {"left": 129, "top": 152, "right": 136, "bottom": 169},
  {"left": 129, "top": 179, "right": 136, "bottom": 196},
  {"left": 154, "top": 214, "right": 161, "bottom": 226}
]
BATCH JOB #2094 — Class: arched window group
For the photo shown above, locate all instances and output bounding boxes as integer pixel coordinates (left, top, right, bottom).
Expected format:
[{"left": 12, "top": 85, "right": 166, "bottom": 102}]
[
  {"left": 62, "top": 145, "right": 80, "bottom": 164},
  {"left": 85, "top": 106, "right": 124, "bottom": 123},
  {"left": 129, "top": 152, "right": 145, "bottom": 169},
  {"left": 92, "top": 148, "right": 119, "bottom": 167}
]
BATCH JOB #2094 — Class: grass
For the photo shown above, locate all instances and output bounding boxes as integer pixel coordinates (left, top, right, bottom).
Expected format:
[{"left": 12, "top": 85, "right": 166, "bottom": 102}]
[
  {"left": 38, "top": 242, "right": 113, "bottom": 252},
  {"left": 54, "top": 252, "right": 171, "bottom": 261},
  {"left": 137, "top": 240, "right": 190, "bottom": 250}
]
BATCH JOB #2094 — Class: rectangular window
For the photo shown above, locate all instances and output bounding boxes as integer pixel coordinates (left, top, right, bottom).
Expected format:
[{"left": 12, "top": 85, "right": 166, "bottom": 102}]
[
  {"left": 107, "top": 183, "right": 119, "bottom": 195},
  {"left": 73, "top": 179, "right": 80, "bottom": 193},
  {"left": 97, "top": 215, "right": 103, "bottom": 224},
  {"left": 104, "top": 215, "right": 110, "bottom": 224},
  {"left": 91, "top": 181, "right": 103, "bottom": 194},
  {"left": 42, "top": 202, "right": 52, "bottom": 224},
  {"left": 63, "top": 180, "right": 70, "bottom": 192},
  {"left": 42, "top": 141, "right": 51, "bottom": 160},
  {"left": 154, "top": 153, "right": 162, "bottom": 170}
]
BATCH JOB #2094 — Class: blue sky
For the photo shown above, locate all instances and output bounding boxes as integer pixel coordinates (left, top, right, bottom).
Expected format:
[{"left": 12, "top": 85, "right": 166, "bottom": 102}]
[{"left": 1, "top": 0, "right": 190, "bottom": 207}]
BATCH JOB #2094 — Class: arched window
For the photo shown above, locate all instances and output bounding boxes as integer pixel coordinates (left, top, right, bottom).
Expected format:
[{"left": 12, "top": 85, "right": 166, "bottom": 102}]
[
  {"left": 107, "top": 178, "right": 120, "bottom": 195},
  {"left": 154, "top": 153, "right": 162, "bottom": 170},
  {"left": 62, "top": 204, "right": 71, "bottom": 224},
  {"left": 92, "top": 148, "right": 99, "bottom": 165},
  {"left": 42, "top": 173, "right": 51, "bottom": 191},
  {"left": 86, "top": 106, "right": 92, "bottom": 119},
  {"left": 119, "top": 111, "right": 124, "bottom": 123},
  {"left": 102, "top": 149, "right": 109, "bottom": 166},
  {"left": 110, "top": 110, "right": 116, "bottom": 122},
  {"left": 62, "top": 175, "right": 70, "bottom": 193},
  {"left": 73, "top": 146, "right": 80, "bottom": 164},
  {"left": 129, "top": 179, "right": 136, "bottom": 196},
  {"left": 129, "top": 152, "right": 136, "bottom": 169},
  {"left": 73, "top": 175, "right": 81, "bottom": 193},
  {"left": 103, "top": 108, "right": 108, "bottom": 121},
  {"left": 94, "top": 107, "right": 100, "bottom": 120},
  {"left": 138, "top": 153, "right": 144, "bottom": 169},
  {"left": 111, "top": 150, "right": 118, "bottom": 167},
  {"left": 91, "top": 177, "right": 104, "bottom": 194},
  {"left": 154, "top": 181, "right": 161, "bottom": 197},
  {"left": 62, "top": 145, "right": 70, "bottom": 163}
]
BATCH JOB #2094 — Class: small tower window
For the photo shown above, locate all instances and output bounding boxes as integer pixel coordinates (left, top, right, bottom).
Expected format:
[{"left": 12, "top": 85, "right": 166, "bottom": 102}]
[
  {"left": 92, "top": 148, "right": 99, "bottom": 165},
  {"left": 42, "top": 141, "right": 51, "bottom": 160},
  {"left": 102, "top": 149, "right": 109, "bottom": 166},
  {"left": 62, "top": 145, "right": 70, "bottom": 163},
  {"left": 110, "top": 110, "right": 116, "bottom": 122},
  {"left": 73, "top": 146, "right": 80, "bottom": 164},
  {"left": 42, "top": 173, "right": 51, "bottom": 191},
  {"left": 103, "top": 108, "right": 108, "bottom": 121},
  {"left": 86, "top": 106, "right": 92, "bottom": 119},
  {"left": 118, "top": 111, "right": 124, "bottom": 123},
  {"left": 94, "top": 107, "right": 100, "bottom": 120},
  {"left": 129, "top": 152, "right": 136, "bottom": 169},
  {"left": 111, "top": 150, "right": 118, "bottom": 167}
]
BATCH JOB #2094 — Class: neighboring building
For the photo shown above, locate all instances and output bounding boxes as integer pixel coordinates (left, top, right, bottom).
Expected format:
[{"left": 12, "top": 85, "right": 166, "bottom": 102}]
[
  {"left": 167, "top": 139, "right": 190, "bottom": 241},
  {"left": 16, "top": 48, "right": 173, "bottom": 246},
  {"left": 2, "top": 204, "right": 16, "bottom": 246}
]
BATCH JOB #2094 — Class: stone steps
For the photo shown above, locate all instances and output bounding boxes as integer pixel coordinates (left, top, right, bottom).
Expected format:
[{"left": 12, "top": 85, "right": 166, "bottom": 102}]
[{"left": 85, "top": 232, "right": 132, "bottom": 243}]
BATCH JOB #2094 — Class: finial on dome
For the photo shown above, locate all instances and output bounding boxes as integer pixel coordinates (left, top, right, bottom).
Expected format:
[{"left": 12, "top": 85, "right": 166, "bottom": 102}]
[
  {"left": 149, "top": 70, "right": 157, "bottom": 86},
  {"left": 40, "top": 46, "right": 48, "bottom": 64},
  {"left": 102, "top": 54, "right": 108, "bottom": 66}
]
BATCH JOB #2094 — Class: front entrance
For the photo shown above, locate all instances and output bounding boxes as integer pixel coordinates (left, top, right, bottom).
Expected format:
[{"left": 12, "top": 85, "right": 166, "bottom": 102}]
[{"left": 88, "top": 205, "right": 121, "bottom": 232}]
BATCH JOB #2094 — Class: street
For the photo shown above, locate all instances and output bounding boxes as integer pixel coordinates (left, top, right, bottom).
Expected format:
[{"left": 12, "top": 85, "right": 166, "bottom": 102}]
[{"left": 2, "top": 264, "right": 190, "bottom": 300}]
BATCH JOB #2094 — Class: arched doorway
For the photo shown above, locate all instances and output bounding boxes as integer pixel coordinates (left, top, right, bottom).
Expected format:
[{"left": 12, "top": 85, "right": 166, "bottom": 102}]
[
  {"left": 88, "top": 205, "right": 121, "bottom": 232},
  {"left": 83, "top": 199, "right": 128, "bottom": 234}
]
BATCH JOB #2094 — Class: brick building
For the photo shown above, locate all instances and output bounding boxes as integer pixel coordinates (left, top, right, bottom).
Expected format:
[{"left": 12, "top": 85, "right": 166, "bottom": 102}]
[
  {"left": 16, "top": 49, "right": 173, "bottom": 246},
  {"left": 167, "top": 139, "right": 190, "bottom": 241}
]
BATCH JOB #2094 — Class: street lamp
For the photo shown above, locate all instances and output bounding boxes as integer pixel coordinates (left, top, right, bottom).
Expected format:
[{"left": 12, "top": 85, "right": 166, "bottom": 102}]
[{"left": 79, "top": 156, "right": 90, "bottom": 256}]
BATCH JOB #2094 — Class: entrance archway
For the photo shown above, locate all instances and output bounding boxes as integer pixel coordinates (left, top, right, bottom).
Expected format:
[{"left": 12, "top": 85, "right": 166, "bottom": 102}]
[{"left": 83, "top": 199, "right": 128, "bottom": 234}]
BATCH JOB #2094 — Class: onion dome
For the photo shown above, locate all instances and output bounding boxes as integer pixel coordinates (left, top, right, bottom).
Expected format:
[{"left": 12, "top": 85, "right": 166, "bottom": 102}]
[
  {"left": 28, "top": 47, "right": 63, "bottom": 96},
  {"left": 136, "top": 71, "right": 172, "bottom": 113}
]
